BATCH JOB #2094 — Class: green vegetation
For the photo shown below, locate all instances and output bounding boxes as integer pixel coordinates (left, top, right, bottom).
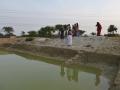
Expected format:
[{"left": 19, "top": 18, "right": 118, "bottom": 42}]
[
  {"left": 38, "top": 26, "right": 55, "bottom": 37},
  {"left": 91, "top": 32, "right": 96, "bottom": 36},
  {"left": 2, "top": 26, "right": 14, "bottom": 36},
  {"left": 107, "top": 25, "right": 118, "bottom": 37},
  {"left": 0, "top": 33, "right": 4, "bottom": 37},
  {"left": 55, "top": 24, "right": 69, "bottom": 31},
  {"left": 28, "top": 31, "right": 38, "bottom": 37},
  {"left": 21, "top": 31, "right": 25, "bottom": 37},
  {"left": 108, "top": 25, "right": 118, "bottom": 34},
  {"left": 25, "top": 37, "right": 34, "bottom": 41},
  {"left": 20, "top": 24, "right": 69, "bottom": 38},
  {"left": 0, "top": 48, "right": 11, "bottom": 55},
  {"left": 1, "top": 24, "right": 119, "bottom": 38},
  {"left": 14, "top": 51, "right": 64, "bottom": 66},
  {"left": 0, "top": 26, "right": 15, "bottom": 37}
]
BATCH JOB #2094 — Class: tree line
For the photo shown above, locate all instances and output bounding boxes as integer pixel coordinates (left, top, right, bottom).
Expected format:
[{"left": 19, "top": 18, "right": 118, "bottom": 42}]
[
  {"left": 21, "top": 24, "right": 74, "bottom": 38},
  {"left": 0, "top": 24, "right": 119, "bottom": 38}
]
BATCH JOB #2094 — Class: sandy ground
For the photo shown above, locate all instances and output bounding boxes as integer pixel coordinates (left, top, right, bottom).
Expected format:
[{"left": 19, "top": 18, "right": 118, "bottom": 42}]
[{"left": 18, "top": 36, "right": 120, "bottom": 56}]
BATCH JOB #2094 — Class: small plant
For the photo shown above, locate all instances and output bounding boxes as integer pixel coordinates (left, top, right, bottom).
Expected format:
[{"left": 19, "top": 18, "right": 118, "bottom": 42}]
[
  {"left": 25, "top": 37, "right": 34, "bottom": 41},
  {"left": 91, "top": 32, "right": 96, "bottom": 36}
]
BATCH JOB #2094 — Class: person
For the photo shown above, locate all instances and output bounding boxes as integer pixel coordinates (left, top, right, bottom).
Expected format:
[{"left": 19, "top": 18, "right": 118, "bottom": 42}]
[
  {"left": 58, "top": 26, "right": 65, "bottom": 39},
  {"left": 96, "top": 22, "right": 102, "bottom": 36},
  {"left": 76, "top": 23, "right": 80, "bottom": 37},
  {"left": 72, "top": 25, "right": 76, "bottom": 37},
  {"left": 76, "top": 30, "right": 80, "bottom": 37},
  {"left": 60, "top": 29, "right": 64, "bottom": 39},
  {"left": 67, "top": 30, "right": 73, "bottom": 46}
]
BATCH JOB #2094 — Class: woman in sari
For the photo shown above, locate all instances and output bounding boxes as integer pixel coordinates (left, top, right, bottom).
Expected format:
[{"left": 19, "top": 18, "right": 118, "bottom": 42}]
[{"left": 96, "top": 22, "right": 102, "bottom": 36}]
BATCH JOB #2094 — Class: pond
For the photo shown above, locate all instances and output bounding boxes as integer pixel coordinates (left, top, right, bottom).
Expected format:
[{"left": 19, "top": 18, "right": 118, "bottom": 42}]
[{"left": 0, "top": 50, "right": 110, "bottom": 90}]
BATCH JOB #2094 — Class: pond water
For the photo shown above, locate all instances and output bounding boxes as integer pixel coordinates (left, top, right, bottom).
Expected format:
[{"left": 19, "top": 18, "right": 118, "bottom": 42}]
[{"left": 0, "top": 50, "right": 110, "bottom": 90}]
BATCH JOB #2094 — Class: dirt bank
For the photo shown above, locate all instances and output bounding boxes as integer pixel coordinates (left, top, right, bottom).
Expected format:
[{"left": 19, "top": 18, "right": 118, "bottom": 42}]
[
  {"left": 0, "top": 36, "right": 16, "bottom": 45},
  {"left": 27, "top": 36, "right": 120, "bottom": 56},
  {"left": 9, "top": 44, "right": 79, "bottom": 60}
]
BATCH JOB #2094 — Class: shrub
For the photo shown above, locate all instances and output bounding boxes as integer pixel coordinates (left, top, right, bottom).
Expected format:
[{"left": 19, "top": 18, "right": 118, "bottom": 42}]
[
  {"left": 28, "top": 31, "right": 38, "bottom": 37},
  {"left": 25, "top": 37, "right": 34, "bottom": 41},
  {"left": 104, "top": 34, "right": 119, "bottom": 37}
]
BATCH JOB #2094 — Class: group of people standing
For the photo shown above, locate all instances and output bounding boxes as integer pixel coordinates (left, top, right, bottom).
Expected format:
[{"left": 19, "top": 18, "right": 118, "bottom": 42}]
[{"left": 59, "top": 22, "right": 102, "bottom": 46}]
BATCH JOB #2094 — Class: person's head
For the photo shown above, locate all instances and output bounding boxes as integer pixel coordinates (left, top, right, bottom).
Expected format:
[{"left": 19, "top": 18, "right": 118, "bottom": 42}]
[
  {"left": 97, "top": 22, "right": 100, "bottom": 25},
  {"left": 76, "top": 23, "right": 79, "bottom": 26}
]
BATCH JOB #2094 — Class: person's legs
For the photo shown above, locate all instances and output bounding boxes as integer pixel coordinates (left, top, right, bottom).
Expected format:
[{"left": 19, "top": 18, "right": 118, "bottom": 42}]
[
  {"left": 97, "top": 30, "right": 101, "bottom": 36},
  {"left": 67, "top": 35, "right": 72, "bottom": 46},
  {"left": 99, "top": 30, "right": 101, "bottom": 36},
  {"left": 97, "top": 30, "right": 99, "bottom": 36}
]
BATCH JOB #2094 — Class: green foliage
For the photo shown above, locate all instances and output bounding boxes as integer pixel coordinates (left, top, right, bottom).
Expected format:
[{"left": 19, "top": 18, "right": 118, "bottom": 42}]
[
  {"left": 104, "top": 34, "right": 119, "bottom": 37},
  {"left": 38, "top": 26, "right": 55, "bottom": 37},
  {"left": 0, "top": 33, "right": 3, "bottom": 37},
  {"left": 28, "top": 31, "right": 38, "bottom": 37},
  {"left": 55, "top": 24, "right": 64, "bottom": 31},
  {"left": 91, "top": 32, "right": 96, "bottom": 36},
  {"left": 2, "top": 26, "right": 14, "bottom": 36},
  {"left": 55, "top": 24, "right": 69, "bottom": 31},
  {"left": 84, "top": 34, "right": 88, "bottom": 37},
  {"left": 25, "top": 37, "right": 34, "bottom": 41},
  {"left": 108, "top": 25, "right": 118, "bottom": 34},
  {"left": 79, "top": 30, "right": 86, "bottom": 35},
  {"left": 21, "top": 31, "right": 25, "bottom": 37}
]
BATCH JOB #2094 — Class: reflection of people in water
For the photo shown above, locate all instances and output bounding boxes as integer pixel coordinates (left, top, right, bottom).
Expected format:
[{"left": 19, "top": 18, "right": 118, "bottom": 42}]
[
  {"left": 73, "top": 69, "right": 79, "bottom": 82},
  {"left": 67, "top": 68, "right": 73, "bottom": 81},
  {"left": 60, "top": 64, "right": 101, "bottom": 84},
  {"left": 66, "top": 68, "right": 79, "bottom": 82},
  {"left": 60, "top": 64, "right": 79, "bottom": 82},
  {"left": 95, "top": 72, "right": 101, "bottom": 86},
  {"left": 60, "top": 64, "right": 65, "bottom": 77}
]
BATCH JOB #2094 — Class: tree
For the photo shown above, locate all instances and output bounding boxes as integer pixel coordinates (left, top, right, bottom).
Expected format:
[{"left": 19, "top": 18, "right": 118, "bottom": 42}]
[
  {"left": 55, "top": 24, "right": 70, "bottom": 39},
  {"left": 55, "top": 24, "right": 69, "bottom": 31},
  {"left": 0, "top": 33, "right": 3, "bottom": 37},
  {"left": 38, "top": 26, "right": 55, "bottom": 37},
  {"left": 21, "top": 31, "right": 25, "bottom": 37},
  {"left": 55, "top": 24, "right": 63, "bottom": 31},
  {"left": 2, "top": 26, "right": 14, "bottom": 36},
  {"left": 28, "top": 31, "right": 37, "bottom": 37},
  {"left": 108, "top": 25, "right": 118, "bottom": 34}
]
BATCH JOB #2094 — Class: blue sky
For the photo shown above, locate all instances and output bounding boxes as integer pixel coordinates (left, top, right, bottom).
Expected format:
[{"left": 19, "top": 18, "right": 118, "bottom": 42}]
[{"left": 0, "top": 0, "right": 120, "bottom": 35}]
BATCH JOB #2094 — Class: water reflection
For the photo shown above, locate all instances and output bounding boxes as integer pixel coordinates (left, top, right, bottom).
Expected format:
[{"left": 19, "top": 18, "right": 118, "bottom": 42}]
[
  {"left": 60, "top": 63, "right": 65, "bottom": 77},
  {"left": 60, "top": 63, "right": 79, "bottom": 82},
  {"left": 60, "top": 63, "right": 101, "bottom": 86},
  {"left": 0, "top": 49, "right": 11, "bottom": 55},
  {"left": 0, "top": 50, "right": 102, "bottom": 86},
  {"left": 66, "top": 68, "right": 79, "bottom": 82},
  {"left": 0, "top": 50, "right": 110, "bottom": 90},
  {"left": 95, "top": 72, "right": 100, "bottom": 86}
]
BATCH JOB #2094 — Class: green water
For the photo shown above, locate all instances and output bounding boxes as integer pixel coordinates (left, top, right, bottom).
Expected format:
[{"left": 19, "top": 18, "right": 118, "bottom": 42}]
[{"left": 0, "top": 50, "right": 110, "bottom": 90}]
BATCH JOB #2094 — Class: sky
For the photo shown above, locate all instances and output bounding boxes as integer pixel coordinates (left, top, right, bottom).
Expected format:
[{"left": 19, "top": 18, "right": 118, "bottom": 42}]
[{"left": 0, "top": 0, "right": 120, "bottom": 35}]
